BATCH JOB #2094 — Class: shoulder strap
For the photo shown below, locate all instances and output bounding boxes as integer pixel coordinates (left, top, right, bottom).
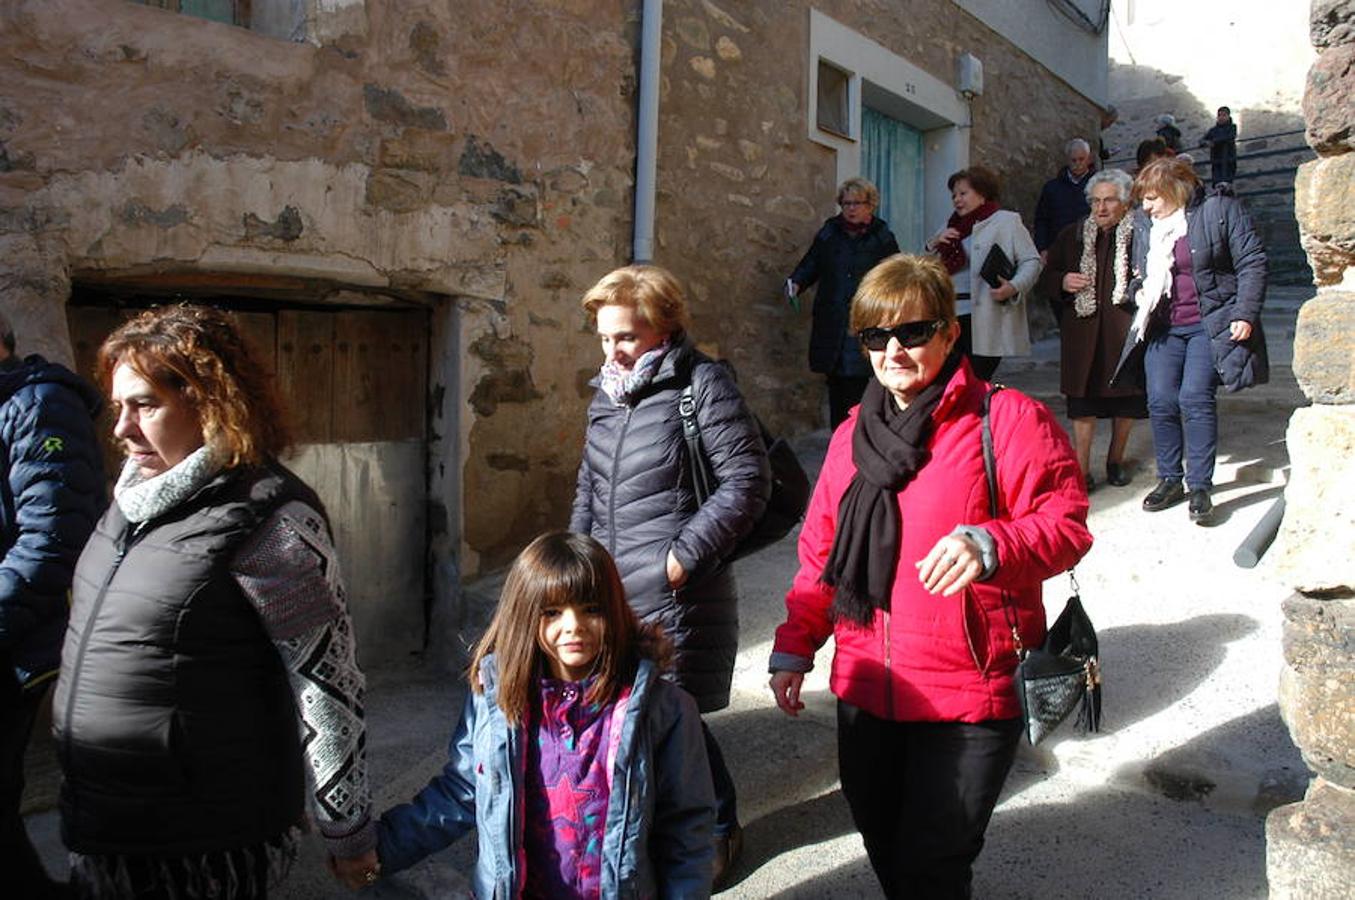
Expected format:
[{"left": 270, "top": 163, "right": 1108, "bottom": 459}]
[
  {"left": 679, "top": 380, "right": 716, "bottom": 505},
  {"left": 981, "top": 385, "right": 1006, "bottom": 518}
]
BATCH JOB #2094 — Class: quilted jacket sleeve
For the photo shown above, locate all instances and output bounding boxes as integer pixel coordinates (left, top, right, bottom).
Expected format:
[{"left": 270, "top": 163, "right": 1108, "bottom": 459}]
[
  {"left": 789, "top": 224, "right": 829, "bottom": 290},
  {"left": 980, "top": 392, "right": 1092, "bottom": 589},
  {"left": 1220, "top": 196, "right": 1267, "bottom": 325},
  {"left": 376, "top": 691, "right": 480, "bottom": 875},
  {"left": 668, "top": 363, "right": 771, "bottom": 576},
  {"left": 0, "top": 381, "right": 104, "bottom": 655}
]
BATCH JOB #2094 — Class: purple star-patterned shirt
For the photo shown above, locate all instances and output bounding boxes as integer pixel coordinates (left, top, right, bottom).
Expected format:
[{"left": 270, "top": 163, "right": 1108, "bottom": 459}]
[{"left": 521, "top": 676, "right": 630, "bottom": 899}]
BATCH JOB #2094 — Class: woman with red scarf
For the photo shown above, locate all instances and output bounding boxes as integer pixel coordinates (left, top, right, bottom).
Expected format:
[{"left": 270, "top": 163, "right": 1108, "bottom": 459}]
[{"left": 924, "top": 166, "right": 1041, "bottom": 380}]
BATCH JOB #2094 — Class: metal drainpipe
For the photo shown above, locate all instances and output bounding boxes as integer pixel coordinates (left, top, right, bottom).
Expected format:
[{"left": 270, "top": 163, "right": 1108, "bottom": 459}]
[{"left": 632, "top": 0, "right": 662, "bottom": 263}]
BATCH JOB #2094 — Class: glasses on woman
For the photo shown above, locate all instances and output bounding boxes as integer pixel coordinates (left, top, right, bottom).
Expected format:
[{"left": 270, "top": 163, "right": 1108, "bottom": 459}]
[{"left": 857, "top": 319, "right": 946, "bottom": 351}]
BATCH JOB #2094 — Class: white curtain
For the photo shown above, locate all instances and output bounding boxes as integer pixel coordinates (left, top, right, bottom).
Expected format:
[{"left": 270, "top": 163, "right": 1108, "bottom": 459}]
[{"left": 862, "top": 108, "right": 926, "bottom": 252}]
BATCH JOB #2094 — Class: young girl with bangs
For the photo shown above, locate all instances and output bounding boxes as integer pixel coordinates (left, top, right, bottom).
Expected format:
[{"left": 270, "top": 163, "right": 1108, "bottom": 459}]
[{"left": 334, "top": 531, "right": 716, "bottom": 898}]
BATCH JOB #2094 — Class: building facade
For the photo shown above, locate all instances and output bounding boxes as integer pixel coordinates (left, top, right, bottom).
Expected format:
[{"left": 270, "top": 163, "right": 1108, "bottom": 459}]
[{"left": 0, "top": 0, "right": 1105, "bottom": 663}]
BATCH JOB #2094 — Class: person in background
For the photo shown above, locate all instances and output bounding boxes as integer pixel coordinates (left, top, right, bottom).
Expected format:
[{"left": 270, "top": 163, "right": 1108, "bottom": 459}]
[
  {"left": 1097, "top": 104, "right": 1120, "bottom": 164},
  {"left": 1034, "top": 138, "right": 1096, "bottom": 262},
  {"left": 1135, "top": 138, "right": 1173, "bottom": 173},
  {"left": 571, "top": 265, "right": 770, "bottom": 885},
  {"left": 1154, "top": 114, "right": 1183, "bottom": 152},
  {"left": 54, "top": 305, "right": 374, "bottom": 898},
  {"left": 925, "top": 165, "right": 1041, "bottom": 381},
  {"left": 1037, "top": 169, "right": 1147, "bottom": 491},
  {"left": 352, "top": 532, "right": 715, "bottom": 898},
  {"left": 786, "top": 177, "right": 901, "bottom": 428},
  {"left": 1127, "top": 157, "right": 1268, "bottom": 525},
  {"left": 769, "top": 254, "right": 1091, "bottom": 899},
  {"left": 1201, "top": 106, "right": 1238, "bottom": 185},
  {"left": 0, "top": 311, "right": 104, "bottom": 899}
]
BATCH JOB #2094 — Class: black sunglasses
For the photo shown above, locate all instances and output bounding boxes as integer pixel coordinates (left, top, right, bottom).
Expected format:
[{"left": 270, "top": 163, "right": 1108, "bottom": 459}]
[{"left": 858, "top": 319, "right": 946, "bottom": 351}]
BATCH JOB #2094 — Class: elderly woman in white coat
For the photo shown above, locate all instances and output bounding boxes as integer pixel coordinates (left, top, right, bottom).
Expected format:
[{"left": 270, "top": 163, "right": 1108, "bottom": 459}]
[{"left": 925, "top": 165, "right": 1041, "bottom": 380}]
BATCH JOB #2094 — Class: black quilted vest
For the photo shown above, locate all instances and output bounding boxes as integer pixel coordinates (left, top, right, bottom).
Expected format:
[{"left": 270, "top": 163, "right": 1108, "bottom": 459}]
[{"left": 53, "top": 462, "right": 320, "bottom": 855}]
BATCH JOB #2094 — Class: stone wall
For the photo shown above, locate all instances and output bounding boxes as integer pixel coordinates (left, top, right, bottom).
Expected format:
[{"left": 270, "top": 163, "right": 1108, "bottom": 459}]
[
  {"left": 1266, "top": 2, "right": 1355, "bottom": 896},
  {"left": 649, "top": 0, "right": 1101, "bottom": 431},
  {"left": 0, "top": 0, "right": 1101, "bottom": 617},
  {"left": 0, "top": 0, "right": 636, "bottom": 586}
]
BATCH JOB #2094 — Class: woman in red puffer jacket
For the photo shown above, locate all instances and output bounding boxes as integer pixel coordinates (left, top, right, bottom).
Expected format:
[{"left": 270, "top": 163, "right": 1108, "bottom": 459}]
[{"left": 768, "top": 254, "right": 1091, "bottom": 899}]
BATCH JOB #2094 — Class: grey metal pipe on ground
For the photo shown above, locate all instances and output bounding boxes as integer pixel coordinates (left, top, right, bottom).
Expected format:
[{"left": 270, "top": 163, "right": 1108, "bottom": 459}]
[{"left": 1233, "top": 497, "right": 1286, "bottom": 568}]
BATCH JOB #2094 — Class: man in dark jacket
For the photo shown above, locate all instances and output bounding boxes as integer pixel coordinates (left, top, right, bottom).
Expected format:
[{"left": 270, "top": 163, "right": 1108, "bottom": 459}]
[
  {"left": 1201, "top": 106, "right": 1238, "bottom": 185},
  {"left": 0, "top": 312, "right": 104, "bottom": 897},
  {"left": 787, "top": 177, "right": 900, "bottom": 429},
  {"left": 1034, "top": 138, "right": 1096, "bottom": 258}
]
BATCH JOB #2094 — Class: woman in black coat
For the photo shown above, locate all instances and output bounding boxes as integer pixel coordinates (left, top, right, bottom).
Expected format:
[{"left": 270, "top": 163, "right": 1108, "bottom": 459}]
[
  {"left": 1123, "top": 156, "right": 1267, "bottom": 525},
  {"left": 570, "top": 264, "right": 770, "bottom": 883},
  {"left": 786, "top": 177, "right": 900, "bottom": 428}
]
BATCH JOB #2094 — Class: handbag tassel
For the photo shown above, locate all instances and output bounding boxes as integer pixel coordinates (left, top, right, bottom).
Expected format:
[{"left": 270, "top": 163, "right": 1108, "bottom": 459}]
[{"left": 1075, "top": 658, "right": 1102, "bottom": 733}]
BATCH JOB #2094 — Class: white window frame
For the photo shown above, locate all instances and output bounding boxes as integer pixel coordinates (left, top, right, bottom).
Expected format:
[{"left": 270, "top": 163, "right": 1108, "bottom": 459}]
[{"left": 806, "top": 8, "right": 972, "bottom": 235}]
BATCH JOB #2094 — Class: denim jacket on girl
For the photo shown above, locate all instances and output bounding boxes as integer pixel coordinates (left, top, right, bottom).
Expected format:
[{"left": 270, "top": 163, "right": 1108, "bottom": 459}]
[{"left": 376, "top": 655, "right": 716, "bottom": 898}]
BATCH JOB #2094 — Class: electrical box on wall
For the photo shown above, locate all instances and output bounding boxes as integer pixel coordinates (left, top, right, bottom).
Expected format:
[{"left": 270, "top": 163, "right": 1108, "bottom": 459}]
[{"left": 957, "top": 53, "right": 983, "bottom": 100}]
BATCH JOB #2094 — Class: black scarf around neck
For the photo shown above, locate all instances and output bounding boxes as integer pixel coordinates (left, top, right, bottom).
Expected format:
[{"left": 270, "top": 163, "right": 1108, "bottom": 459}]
[{"left": 821, "top": 351, "right": 963, "bottom": 625}]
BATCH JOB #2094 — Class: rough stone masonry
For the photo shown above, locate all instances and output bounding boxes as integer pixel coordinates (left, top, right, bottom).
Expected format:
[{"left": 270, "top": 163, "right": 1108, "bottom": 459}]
[{"left": 1266, "top": 2, "right": 1355, "bottom": 897}]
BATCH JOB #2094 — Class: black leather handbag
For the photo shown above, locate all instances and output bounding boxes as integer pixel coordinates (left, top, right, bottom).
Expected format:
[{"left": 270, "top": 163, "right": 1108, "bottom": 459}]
[{"left": 982, "top": 387, "right": 1102, "bottom": 745}]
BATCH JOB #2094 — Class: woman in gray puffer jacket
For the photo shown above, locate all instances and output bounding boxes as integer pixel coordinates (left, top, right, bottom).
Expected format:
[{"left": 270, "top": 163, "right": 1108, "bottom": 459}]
[{"left": 570, "top": 264, "right": 770, "bottom": 882}]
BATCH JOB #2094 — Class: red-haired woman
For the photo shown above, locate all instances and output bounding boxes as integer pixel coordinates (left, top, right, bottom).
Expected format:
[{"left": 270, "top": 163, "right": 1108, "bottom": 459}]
[{"left": 54, "top": 305, "right": 375, "bottom": 898}]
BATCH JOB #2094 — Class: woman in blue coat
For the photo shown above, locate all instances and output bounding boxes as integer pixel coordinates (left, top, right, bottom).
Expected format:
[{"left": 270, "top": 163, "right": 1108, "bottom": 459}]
[
  {"left": 786, "top": 177, "right": 901, "bottom": 427},
  {"left": 1124, "top": 156, "right": 1268, "bottom": 524},
  {"left": 570, "top": 265, "right": 770, "bottom": 884}
]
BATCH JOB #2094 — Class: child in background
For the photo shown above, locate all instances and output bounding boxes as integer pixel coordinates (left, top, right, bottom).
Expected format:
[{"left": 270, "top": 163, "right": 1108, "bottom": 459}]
[{"left": 333, "top": 531, "right": 715, "bottom": 898}]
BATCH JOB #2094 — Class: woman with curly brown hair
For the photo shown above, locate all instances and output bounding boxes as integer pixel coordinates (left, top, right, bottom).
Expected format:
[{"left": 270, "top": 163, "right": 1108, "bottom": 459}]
[{"left": 53, "top": 305, "right": 375, "bottom": 899}]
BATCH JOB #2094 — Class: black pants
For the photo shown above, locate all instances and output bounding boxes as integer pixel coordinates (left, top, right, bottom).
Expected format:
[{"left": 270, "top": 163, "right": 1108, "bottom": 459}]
[
  {"left": 702, "top": 720, "right": 739, "bottom": 836},
  {"left": 956, "top": 314, "right": 1001, "bottom": 382},
  {"left": 2, "top": 669, "right": 63, "bottom": 897},
  {"left": 837, "top": 702, "right": 1022, "bottom": 900},
  {"left": 827, "top": 375, "right": 871, "bottom": 430}
]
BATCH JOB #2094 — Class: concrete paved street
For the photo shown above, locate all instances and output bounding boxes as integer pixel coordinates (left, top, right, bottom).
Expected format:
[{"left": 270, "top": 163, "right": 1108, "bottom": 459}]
[{"left": 27, "top": 289, "right": 1312, "bottom": 898}]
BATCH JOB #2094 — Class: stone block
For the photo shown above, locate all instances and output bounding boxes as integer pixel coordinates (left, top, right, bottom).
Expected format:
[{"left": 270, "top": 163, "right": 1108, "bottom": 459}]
[
  {"left": 490, "top": 185, "right": 539, "bottom": 227},
  {"left": 362, "top": 84, "right": 447, "bottom": 131},
  {"left": 242, "top": 206, "right": 303, "bottom": 242},
  {"left": 1278, "top": 661, "right": 1355, "bottom": 786},
  {"left": 458, "top": 136, "right": 521, "bottom": 184},
  {"left": 1282, "top": 594, "right": 1355, "bottom": 668},
  {"left": 1292, "top": 290, "right": 1355, "bottom": 402},
  {"left": 1266, "top": 778, "right": 1355, "bottom": 899},
  {"left": 1305, "top": 44, "right": 1355, "bottom": 154},
  {"left": 378, "top": 132, "right": 460, "bottom": 173},
  {"left": 1270, "top": 405, "right": 1355, "bottom": 594},
  {"left": 1278, "top": 594, "right": 1355, "bottom": 785},
  {"left": 0, "top": 236, "right": 73, "bottom": 366},
  {"left": 1295, "top": 155, "right": 1355, "bottom": 284},
  {"left": 1312, "top": 0, "right": 1355, "bottom": 49},
  {"left": 364, "top": 168, "right": 435, "bottom": 213}
]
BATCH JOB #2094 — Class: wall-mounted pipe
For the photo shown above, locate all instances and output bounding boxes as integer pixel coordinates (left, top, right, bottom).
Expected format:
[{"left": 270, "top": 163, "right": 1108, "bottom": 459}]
[{"left": 632, "top": 0, "right": 662, "bottom": 263}]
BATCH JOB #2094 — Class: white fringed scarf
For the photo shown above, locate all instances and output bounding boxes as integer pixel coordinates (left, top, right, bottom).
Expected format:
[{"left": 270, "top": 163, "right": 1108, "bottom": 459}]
[
  {"left": 1129, "top": 208, "right": 1188, "bottom": 337},
  {"left": 1073, "top": 215, "right": 1133, "bottom": 318}
]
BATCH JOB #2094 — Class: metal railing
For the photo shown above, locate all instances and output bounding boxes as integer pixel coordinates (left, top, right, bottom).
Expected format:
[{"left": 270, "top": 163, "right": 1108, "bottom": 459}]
[{"left": 1105, "top": 128, "right": 1313, "bottom": 197}]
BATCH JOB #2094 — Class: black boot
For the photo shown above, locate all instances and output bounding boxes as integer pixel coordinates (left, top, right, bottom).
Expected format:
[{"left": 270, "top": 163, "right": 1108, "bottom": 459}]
[
  {"left": 1188, "top": 488, "right": 1214, "bottom": 525},
  {"left": 1106, "top": 461, "right": 1132, "bottom": 487},
  {"left": 1142, "top": 478, "right": 1184, "bottom": 512}
]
